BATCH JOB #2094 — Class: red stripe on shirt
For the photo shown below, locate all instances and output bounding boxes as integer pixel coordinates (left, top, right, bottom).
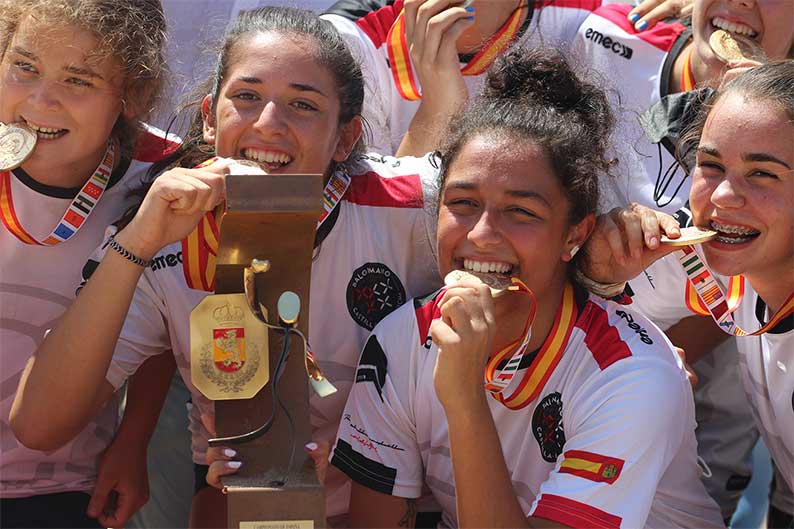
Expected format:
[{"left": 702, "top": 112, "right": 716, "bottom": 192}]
[
  {"left": 539, "top": 0, "right": 602, "bottom": 10},
  {"left": 354, "top": 0, "right": 403, "bottom": 49},
  {"left": 592, "top": 4, "right": 686, "bottom": 52},
  {"left": 414, "top": 291, "right": 442, "bottom": 345},
  {"left": 533, "top": 493, "right": 622, "bottom": 529},
  {"left": 345, "top": 171, "right": 423, "bottom": 208},
  {"left": 576, "top": 301, "right": 632, "bottom": 370},
  {"left": 133, "top": 129, "right": 180, "bottom": 162}
]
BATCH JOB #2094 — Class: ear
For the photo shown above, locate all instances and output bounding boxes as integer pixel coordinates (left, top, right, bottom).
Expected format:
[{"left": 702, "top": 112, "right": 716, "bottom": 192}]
[
  {"left": 332, "top": 116, "right": 363, "bottom": 163},
  {"left": 201, "top": 94, "right": 216, "bottom": 145},
  {"left": 561, "top": 214, "right": 596, "bottom": 263}
]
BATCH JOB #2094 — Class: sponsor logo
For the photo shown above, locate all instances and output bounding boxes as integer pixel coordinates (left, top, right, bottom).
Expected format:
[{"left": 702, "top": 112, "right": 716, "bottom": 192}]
[
  {"left": 150, "top": 251, "right": 183, "bottom": 271},
  {"left": 344, "top": 414, "right": 404, "bottom": 452},
  {"left": 347, "top": 262, "right": 406, "bottom": 330},
  {"left": 585, "top": 28, "right": 633, "bottom": 59},
  {"left": 615, "top": 310, "right": 654, "bottom": 344},
  {"left": 533, "top": 392, "right": 566, "bottom": 462}
]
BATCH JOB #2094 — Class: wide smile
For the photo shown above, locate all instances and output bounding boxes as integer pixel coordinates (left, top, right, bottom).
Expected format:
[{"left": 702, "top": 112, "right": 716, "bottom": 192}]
[
  {"left": 710, "top": 16, "right": 758, "bottom": 40},
  {"left": 708, "top": 220, "right": 761, "bottom": 246},
  {"left": 22, "top": 117, "right": 68, "bottom": 140},
  {"left": 241, "top": 147, "right": 293, "bottom": 172},
  {"left": 452, "top": 257, "right": 517, "bottom": 290}
]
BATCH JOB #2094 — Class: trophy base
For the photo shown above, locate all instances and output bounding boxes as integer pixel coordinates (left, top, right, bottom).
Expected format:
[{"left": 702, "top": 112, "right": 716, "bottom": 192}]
[{"left": 225, "top": 462, "right": 325, "bottom": 528}]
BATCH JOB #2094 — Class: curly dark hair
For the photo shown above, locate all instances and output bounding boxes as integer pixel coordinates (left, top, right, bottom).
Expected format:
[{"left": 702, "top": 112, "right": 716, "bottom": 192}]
[
  {"left": 0, "top": 0, "right": 168, "bottom": 158},
  {"left": 438, "top": 47, "right": 616, "bottom": 226}
]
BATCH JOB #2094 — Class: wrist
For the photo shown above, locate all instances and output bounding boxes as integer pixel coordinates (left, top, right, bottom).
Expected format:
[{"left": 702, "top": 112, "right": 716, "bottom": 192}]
[
  {"left": 573, "top": 266, "right": 627, "bottom": 299},
  {"left": 114, "top": 225, "right": 159, "bottom": 262}
]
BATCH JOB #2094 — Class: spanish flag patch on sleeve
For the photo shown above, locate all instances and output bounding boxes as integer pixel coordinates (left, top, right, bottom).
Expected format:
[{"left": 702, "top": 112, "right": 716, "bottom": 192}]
[{"left": 558, "top": 450, "right": 624, "bottom": 484}]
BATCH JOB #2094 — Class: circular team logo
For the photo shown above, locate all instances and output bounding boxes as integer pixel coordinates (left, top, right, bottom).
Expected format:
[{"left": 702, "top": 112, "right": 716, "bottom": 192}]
[
  {"left": 346, "top": 262, "right": 406, "bottom": 330},
  {"left": 532, "top": 392, "right": 566, "bottom": 462}
]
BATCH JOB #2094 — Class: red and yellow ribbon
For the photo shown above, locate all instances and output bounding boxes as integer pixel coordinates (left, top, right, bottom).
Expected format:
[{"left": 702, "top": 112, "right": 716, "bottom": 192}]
[
  {"left": 386, "top": 7, "right": 525, "bottom": 100},
  {"left": 484, "top": 281, "right": 578, "bottom": 410}
]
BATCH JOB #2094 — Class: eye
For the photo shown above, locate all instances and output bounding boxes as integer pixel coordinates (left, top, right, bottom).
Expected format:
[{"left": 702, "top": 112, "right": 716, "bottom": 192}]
[
  {"left": 748, "top": 169, "right": 779, "bottom": 179},
  {"left": 232, "top": 91, "right": 259, "bottom": 101},
  {"left": 696, "top": 160, "right": 724, "bottom": 174},
  {"left": 12, "top": 60, "right": 36, "bottom": 74},
  {"left": 291, "top": 100, "right": 318, "bottom": 111},
  {"left": 65, "top": 77, "right": 94, "bottom": 88},
  {"left": 507, "top": 206, "right": 539, "bottom": 220}
]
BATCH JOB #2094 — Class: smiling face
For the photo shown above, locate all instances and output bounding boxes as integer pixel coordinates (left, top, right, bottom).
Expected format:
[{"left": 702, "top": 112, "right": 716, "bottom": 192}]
[
  {"left": 437, "top": 133, "right": 592, "bottom": 311},
  {"left": 202, "top": 31, "right": 361, "bottom": 176},
  {"left": 0, "top": 17, "right": 125, "bottom": 185},
  {"left": 693, "top": 0, "right": 794, "bottom": 75},
  {"left": 690, "top": 93, "right": 793, "bottom": 285}
]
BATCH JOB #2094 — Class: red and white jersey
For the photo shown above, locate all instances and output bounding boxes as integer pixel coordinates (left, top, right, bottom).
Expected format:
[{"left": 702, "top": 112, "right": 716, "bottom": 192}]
[
  {"left": 0, "top": 127, "right": 178, "bottom": 498},
  {"left": 322, "top": 0, "right": 605, "bottom": 154},
  {"left": 633, "top": 258, "right": 794, "bottom": 491},
  {"left": 332, "top": 286, "right": 724, "bottom": 528},
  {"left": 569, "top": 4, "right": 690, "bottom": 214},
  {"left": 89, "top": 153, "right": 441, "bottom": 515}
]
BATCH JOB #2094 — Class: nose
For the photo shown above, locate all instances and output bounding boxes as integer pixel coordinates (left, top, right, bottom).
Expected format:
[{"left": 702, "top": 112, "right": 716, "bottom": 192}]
[
  {"left": 27, "top": 80, "right": 60, "bottom": 112},
  {"left": 252, "top": 100, "right": 287, "bottom": 134},
  {"left": 710, "top": 175, "right": 745, "bottom": 210},
  {"left": 467, "top": 209, "right": 503, "bottom": 249}
]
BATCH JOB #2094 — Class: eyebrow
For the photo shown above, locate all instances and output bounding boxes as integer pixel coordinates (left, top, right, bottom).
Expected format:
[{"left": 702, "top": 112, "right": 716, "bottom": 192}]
[
  {"left": 11, "top": 46, "right": 103, "bottom": 79},
  {"left": 445, "top": 181, "right": 552, "bottom": 208},
  {"left": 698, "top": 146, "right": 792, "bottom": 169},
  {"left": 233, "top": 76, "right": 327, "bottom": 97},
  {"left": 10, "top": 46, "right": 36, "bottom": 60}
]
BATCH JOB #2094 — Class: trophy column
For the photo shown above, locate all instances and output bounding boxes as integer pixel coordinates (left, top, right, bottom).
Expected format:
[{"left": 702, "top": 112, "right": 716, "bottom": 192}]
[{"left": 192, "top": 174, "right": 326, "bottom": 528}]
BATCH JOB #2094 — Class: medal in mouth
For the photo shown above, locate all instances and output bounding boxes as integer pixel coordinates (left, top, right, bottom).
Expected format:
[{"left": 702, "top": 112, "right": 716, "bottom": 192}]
[
  {"left": 0, "top": 122, "right": 37, "bottom": 171},
  {"left": 661, "top": 225, "right": 718, "bottom": 246},
  {"left": 444, "top": 269, "right": 518, "bottom": 297},
  {"left": 708, "top": 28, "right": 763, "bottom": 63}
]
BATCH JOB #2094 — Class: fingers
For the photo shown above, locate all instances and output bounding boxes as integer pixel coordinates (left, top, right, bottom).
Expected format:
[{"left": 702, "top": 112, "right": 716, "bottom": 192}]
[
  {"left": 627, "top": 0, "right": 690, "bottom": 32},
  {"left": 721, "top": 60, "right": 762, "bottom": 86},
  {"left": 437, "top": 282, "right": 493, "bottom": 337},
  {"left": 86, "top": 476, "right": 112, "bottom": 519},
  {"left": 206, "top": 446, "right": 241, "bottom": 490},
  {"left": 200, "top": 412, "right": 217, "bottom": 437},
  {"left": 96, "top": 488, "right": 146, "bottom": 528},
  {"left": 154, "top": 169, "right": 226, "bottom": 215},
  {"left": 305, "top": 441, "right": 331, "bottom": 485},
  {"left": 405, "top": 0, "right": 473, "bottom": 75},
  {"left": 674, "top": 347, "right": 699, "bottom": 387}
]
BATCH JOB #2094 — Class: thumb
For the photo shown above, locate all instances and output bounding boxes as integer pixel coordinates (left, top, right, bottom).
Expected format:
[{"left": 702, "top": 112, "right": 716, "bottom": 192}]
[
  {"left": 87, "top": 475, "right": 113, "bottom": 518},
  {"left": 641, "top": 241, "right": 681, "bottom": 269},
  {"left": 201, "top": 412, "right": 217, "bottom": 437}
]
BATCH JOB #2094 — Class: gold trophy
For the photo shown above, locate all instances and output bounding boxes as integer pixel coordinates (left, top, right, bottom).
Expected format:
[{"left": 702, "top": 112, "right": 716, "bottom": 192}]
[{"left": 190, "top": 173, "right": 333, "bottom": 527}]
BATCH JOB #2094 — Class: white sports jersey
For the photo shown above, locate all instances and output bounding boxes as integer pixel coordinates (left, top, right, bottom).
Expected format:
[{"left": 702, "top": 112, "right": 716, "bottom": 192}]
[
  {"left": 322, "top": 0, "right": 605, "bottom": 155},
  {"left": 332, "top": 286, "right": 724, "bottom": 528},
  {"left": 570, "top": 3, "right": 690, "bottom": 214},
  {"left": 0, "top": 128, "right": 177, "bottom": 498},
  {"left": 87, "top": 153, "right": 441, "bottom": 516}
]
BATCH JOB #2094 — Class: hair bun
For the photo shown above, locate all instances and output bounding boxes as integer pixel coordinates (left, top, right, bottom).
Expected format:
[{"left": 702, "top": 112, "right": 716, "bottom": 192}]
[{"left": 483, "top": 48, "right": 582, "bottom": 110}]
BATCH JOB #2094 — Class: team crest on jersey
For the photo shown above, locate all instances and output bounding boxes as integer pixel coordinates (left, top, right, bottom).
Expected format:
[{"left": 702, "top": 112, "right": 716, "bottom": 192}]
[
  {"left": 533, "top": 392, "right": 566, "bottom": 462},
  {"left": 347, "top": 262, "right": 406, "bottom": 330}
]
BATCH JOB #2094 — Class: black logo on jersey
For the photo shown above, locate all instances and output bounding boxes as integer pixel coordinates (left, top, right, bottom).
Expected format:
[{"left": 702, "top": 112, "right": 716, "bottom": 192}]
[
  {"left": 150, "top": 251, "right": 183, "bottom": 272},
  {"left": 347, "top": 262, "right": 406, "bottom": 330},
  {"left": 615, "top": 310, "right": 654, "bottom": 345},
  {"left": 533, "top": 392, "right": 566, "bottom": 462},
  {"left": 585, "top": 28, "right": 633, "bottom": 59},
  {"left": 355, "top": 334, "right": 388, "bottom": 401}
]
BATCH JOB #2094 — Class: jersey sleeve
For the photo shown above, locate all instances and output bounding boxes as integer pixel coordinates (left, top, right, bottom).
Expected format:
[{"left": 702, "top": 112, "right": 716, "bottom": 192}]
[
  {"left": 331, "top": 303, "right": 425, "bottom": 499},
  {"left": 81, "top": 226, "right": 171, "bottom": 390},
  {"left": 321, "top": 14, "right": 395, "bottom": 155},
  {"left": 529, "top": 343, "right": 692, "bottom": 528}
]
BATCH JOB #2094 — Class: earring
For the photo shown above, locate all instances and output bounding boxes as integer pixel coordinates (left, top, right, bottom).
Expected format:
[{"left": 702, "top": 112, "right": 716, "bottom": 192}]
[{"left": 569, "top": 245, "right": 581, "bottom": 259}]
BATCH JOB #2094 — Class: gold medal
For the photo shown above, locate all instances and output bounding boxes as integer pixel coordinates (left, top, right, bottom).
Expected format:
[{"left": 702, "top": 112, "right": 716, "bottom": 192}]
[
  {"left": 661, "top": 226, "right": 717, "bottom": 246},
  {"left": 190, "top": 294, "right": 270, "bottom": 401},
  {"left": 709, "top": 30, "right": 762, "bottom": 63},
  {"left": 444, "top": 269, "right": 519, "bottom": 298},
  {"left": 0, "top": 123, "right": 36, "bottom": 171}
]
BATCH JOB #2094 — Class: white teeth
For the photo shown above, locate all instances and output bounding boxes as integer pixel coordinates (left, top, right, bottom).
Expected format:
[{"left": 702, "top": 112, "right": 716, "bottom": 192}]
[
  {"left": 24, "top": 121, "right": 66, "bottom": 137},
  {"left": 712, "top": 17, "right": 757, "bottom": 37},
  {"left": 242, "top": 148, "right": 292, "bottom": 165},
  {"left": 462, "top": 259, "right": 512, "bottom": 274},
  {"left": 709, "top": 220, "right": 759, "bottom": 236}
]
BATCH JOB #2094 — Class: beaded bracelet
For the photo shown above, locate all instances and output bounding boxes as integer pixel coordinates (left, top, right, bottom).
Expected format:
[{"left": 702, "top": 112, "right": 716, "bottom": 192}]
[
  {"left": 106, "top": 234, "right": 152, "bottom": 268},
  {"left": 573, "top": 266, "right": 628, "bottom": 299}
]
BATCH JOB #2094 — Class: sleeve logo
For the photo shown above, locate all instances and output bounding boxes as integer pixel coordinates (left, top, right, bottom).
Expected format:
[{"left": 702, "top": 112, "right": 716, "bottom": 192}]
[{"left": 558, "top": 449, "right": 625, "bottom": 484}]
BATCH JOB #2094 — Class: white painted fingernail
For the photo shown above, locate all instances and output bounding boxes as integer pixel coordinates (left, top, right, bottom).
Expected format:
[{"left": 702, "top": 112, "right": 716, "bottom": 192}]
[
  {"left": 305, "top": 442, "right": 318, "bottom": 451},
  {"left": 227, "top": 461, "right": 242, "bottom": 469},
  {"left": 223, "top": 449, "right": 236, "bottom": 458}
]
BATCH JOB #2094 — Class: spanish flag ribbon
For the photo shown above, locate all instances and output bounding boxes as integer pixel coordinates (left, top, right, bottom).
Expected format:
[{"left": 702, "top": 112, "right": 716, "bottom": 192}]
[
  {"left": 1, "top": 141, "right": 115, "bottom": 246},
  {"left": 181, "top": 162, "right": 351, "bottom": 292},
  {"left": 678, "top": 245, "right": 793, "bottom": 336},
  {"left": 484, "top": 281, "right": 578, "bottom": 410},
  {"left": 558, "top": 450, "right": 624, "bottom": 484},
  {"left": 386, "top": 7, "right": 524, "bottom": 100},
  {"left": 681, "top": 46, "right": 696, "bottom": 92}
]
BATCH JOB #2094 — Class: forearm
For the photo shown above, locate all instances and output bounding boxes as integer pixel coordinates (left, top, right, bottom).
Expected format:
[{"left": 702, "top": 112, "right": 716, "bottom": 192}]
[
  {"left": 10, "top": 239, "right": 146, "bottom": 449},
  {"left": 665, "top": 315, "right": 729, "bottom": 364},
  {"left": 447, "top": 396, "right": 529, "bottom": 528},
  {"left": 397, "top": 96, "right": 463, "bottom": 157},
  {"left": 115, "top": 353, "right": 177, "bottom": 446}
]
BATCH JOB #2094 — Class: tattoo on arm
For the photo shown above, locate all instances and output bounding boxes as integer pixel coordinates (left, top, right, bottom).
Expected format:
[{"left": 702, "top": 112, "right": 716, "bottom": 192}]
[{"left": 398, "top": 499, "right": 417, "bottom": 528}]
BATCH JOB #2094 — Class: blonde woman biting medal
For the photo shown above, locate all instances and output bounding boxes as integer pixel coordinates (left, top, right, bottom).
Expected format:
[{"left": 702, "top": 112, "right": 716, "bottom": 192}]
[{"left": 579, "top": 61, "right": 794, "bottom": 528}]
